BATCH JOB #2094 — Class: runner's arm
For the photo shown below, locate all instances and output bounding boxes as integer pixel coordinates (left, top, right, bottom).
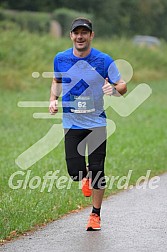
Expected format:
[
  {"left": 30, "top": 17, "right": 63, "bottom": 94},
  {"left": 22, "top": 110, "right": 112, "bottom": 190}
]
[
  {"left": 102, "top": 78, "right": 127, "bottom": 96},
  {"left": 49, "top": 78, "right": 62, "bottom": 114}
]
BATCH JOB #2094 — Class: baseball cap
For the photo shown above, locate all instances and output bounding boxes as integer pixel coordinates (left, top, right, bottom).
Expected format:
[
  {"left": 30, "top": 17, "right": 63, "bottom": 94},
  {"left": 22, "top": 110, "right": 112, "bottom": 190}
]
[{"left": 70, "top": 18, "right": 92, "bottom": 32}]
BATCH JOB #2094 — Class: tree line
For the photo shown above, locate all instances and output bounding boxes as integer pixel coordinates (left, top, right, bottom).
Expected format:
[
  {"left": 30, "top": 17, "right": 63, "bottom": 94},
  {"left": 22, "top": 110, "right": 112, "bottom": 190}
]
[{"left": 1, "top": 0, "right": 167, "bottom": 39}]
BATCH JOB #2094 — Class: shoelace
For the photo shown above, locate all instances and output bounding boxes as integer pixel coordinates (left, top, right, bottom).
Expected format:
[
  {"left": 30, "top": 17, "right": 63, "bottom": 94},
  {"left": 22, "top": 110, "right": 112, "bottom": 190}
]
[{"left": 90, "top": 213, "right": 100, "bottom": 223}]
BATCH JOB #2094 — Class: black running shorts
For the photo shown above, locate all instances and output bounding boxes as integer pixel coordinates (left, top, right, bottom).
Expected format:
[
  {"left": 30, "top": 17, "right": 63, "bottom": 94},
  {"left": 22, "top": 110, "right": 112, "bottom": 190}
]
[{"left": 64, "top": 127, "right": 107, "bottom": 189}]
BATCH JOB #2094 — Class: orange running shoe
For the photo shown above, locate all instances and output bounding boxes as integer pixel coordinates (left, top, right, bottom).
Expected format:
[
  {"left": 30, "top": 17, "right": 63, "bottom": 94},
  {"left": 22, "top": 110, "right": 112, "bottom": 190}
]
[
  {"left": 86, "top": 213, "right": 101, "bottom": 231},
  {"left": 81, "top": 178, "right": 92, "bottom": 197}
]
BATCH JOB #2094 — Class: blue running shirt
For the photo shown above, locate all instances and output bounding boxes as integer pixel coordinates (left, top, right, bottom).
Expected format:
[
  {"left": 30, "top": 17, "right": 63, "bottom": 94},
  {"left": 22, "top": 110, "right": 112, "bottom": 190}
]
[{"left": 54, "top": 48, "right": 121, "bottom": 129}]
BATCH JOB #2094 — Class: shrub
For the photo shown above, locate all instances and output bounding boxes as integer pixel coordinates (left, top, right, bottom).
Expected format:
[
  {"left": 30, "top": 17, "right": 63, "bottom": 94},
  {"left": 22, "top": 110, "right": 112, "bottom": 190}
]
[
  {"left": 52, "top": 8, "right": 93, "bottom": 36},
  {"left": 0, "top": 9, "right": 50, "bottom": 33},
  {"left": 0, "top": 20, "right": 20, "bottom": 31}
]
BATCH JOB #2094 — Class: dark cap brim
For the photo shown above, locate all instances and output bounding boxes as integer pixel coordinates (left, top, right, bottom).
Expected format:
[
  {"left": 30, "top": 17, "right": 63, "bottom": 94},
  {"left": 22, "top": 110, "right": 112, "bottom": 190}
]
[{"left": 71, "top": 23, "right": 92, "bottom": 32}]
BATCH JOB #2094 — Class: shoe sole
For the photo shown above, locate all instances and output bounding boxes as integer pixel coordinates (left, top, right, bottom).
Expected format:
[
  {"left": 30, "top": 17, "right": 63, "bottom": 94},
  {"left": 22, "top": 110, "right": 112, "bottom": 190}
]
[{"left": 86, "top": 227, "right": 101, "bottom": 231}]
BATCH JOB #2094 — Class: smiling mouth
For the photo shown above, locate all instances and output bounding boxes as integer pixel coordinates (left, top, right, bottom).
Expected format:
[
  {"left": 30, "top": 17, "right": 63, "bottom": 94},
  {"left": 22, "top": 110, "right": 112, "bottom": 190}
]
[{"left": 76, "top": 41, "right": 85, "bottom": 44}]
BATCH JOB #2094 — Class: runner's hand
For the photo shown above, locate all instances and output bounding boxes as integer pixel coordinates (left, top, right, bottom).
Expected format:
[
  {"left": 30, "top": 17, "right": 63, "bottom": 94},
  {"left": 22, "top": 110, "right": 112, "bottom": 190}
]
[
  {"left": 49, "top": 100, "right": 58, "bottom": 114},
  {"left": 102, "top": 78, "right": 117, "bottom": 96}
]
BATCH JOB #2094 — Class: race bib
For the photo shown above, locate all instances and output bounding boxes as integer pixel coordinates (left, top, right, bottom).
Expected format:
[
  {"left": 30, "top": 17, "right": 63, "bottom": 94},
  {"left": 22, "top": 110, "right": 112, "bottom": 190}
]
[{"left": 70, "top": 95, "right": 95, "bottom": 113}]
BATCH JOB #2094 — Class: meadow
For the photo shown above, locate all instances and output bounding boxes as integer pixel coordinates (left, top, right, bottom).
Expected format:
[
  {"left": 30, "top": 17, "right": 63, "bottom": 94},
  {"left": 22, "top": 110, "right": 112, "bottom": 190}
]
[{"left": 0, "top": 28, "right": 167, "bottom": 241}]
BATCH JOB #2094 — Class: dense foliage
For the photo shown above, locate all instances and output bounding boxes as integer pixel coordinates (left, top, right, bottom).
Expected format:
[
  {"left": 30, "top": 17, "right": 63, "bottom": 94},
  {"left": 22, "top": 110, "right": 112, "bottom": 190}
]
[{"left": 0, "top": 0, "right": 167, "bottom": 39}]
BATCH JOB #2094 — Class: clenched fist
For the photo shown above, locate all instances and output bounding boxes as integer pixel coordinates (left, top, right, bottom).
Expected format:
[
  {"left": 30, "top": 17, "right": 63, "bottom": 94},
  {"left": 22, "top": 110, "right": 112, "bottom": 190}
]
[
  {"left": 49, "top": 100, "right": 58, "bottom": 114},
  {"left": 102, "top": 78, "right": 117, "bottom": 96}
]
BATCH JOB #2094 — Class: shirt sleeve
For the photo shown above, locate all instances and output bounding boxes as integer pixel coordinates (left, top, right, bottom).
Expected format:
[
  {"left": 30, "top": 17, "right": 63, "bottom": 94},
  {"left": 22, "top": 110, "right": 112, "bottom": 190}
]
[
  {"left": 53, "top": 55, "right": 62, "bottom": 80},
  {"left": 104, "top": 55, "right": 121, "bottom": 84}
]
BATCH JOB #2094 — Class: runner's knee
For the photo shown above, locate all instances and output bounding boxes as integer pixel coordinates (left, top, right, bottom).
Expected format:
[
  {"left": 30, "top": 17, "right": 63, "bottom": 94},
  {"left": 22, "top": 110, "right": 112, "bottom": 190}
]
[
  {"left": 66, "top": 157, "right": 87, "bottom": 181},
  {"left": 89, "top": 157, "right": 106, "bottom": 189}
]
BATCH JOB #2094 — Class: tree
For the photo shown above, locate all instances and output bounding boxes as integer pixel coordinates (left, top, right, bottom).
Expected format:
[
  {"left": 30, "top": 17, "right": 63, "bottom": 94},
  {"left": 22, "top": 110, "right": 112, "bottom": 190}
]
[{"left": 1, "top": 0, "right": 167, "bottom": 39}]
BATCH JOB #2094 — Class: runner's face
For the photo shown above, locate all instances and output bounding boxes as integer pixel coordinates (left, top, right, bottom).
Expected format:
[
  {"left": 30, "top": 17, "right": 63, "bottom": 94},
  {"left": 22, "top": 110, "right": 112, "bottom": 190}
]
[{"left": 70, "top": 27, "right": 94, "bottom": 52}]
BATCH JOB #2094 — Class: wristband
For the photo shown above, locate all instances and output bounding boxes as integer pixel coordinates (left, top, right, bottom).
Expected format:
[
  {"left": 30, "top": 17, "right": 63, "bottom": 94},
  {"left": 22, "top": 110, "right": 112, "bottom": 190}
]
[{"left": 112, "top": 86, "right": 117, "bottom": 95}]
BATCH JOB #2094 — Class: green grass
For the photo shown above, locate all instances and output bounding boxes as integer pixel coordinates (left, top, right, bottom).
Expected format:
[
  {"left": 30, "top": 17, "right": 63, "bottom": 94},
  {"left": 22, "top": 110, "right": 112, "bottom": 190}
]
[{"left": 0, "top": 29, "right": 167, "bottom": 241}]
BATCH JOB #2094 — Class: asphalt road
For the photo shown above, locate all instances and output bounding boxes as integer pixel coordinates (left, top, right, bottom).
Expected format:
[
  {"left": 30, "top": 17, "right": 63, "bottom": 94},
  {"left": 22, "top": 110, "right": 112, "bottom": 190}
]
[{"left": 1, "top": 173, "right": 167, "bottom": 252}]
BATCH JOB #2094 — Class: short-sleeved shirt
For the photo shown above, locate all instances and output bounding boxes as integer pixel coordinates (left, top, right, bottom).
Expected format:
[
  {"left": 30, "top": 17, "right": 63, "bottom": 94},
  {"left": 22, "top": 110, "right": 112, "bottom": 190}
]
[{"left": 54, "top": 48, "right": 120, "bottom": 129}]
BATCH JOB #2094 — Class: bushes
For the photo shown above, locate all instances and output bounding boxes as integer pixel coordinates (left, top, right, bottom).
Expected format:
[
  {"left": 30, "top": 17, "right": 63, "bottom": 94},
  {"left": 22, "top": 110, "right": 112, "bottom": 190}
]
[
  {"left": 0, "top": 20, "right": 20, "bottom": 30},
  {"left": 0, "top": 8, "right": 93, "bottom": 36},
  {"left": 52, "top": 8, "right": 93, "bottom": 36},
  {"left": 0, "top": 7, "right": 130, "bottom": 38},
  {"left": 0, "top": 9, "right": 50, "bottom": 33}
]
